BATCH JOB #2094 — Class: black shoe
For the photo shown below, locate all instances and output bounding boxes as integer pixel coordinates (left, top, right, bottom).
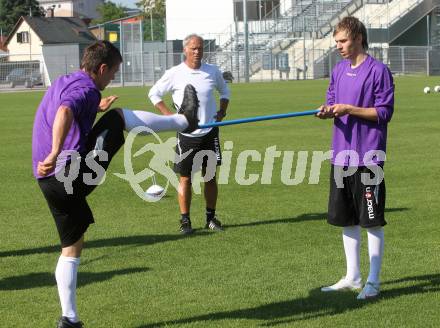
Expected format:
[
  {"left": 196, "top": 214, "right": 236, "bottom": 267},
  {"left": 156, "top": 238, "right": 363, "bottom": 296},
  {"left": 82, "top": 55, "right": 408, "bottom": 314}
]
[
  {"left": 180, "top": 218, "right": 194, "bottom": 234},
  {"left": 205, "top": 217, "right": 223, "bottom": 231},
  {"left": 57, "top": 317, "right": 84, "bottom": 328},
  {"left": 178, "top": 84, "right": 199, "bottom": 133}
]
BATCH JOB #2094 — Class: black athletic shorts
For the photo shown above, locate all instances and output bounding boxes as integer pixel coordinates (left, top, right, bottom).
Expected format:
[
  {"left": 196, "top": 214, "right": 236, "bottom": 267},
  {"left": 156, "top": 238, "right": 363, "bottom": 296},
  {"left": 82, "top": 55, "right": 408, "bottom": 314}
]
[
  {"left": 174, "top": 127, "right": 222, "bottom": 177},
  {"left": 38, "top": 174, "right": 94, "bottom": 248},
  {"left": 328, "top": 165, "right": 386, "bottom": 228},
  {"left": 37, "top": 110, "right": 125, "bottom": 247}
]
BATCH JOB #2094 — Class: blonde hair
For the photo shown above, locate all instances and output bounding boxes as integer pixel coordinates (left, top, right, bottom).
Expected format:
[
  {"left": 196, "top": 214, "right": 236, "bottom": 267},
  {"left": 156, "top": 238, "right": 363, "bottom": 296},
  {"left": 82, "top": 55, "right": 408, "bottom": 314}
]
[{"left": 334, "top": 16, "right": 368, "bottom": 50}]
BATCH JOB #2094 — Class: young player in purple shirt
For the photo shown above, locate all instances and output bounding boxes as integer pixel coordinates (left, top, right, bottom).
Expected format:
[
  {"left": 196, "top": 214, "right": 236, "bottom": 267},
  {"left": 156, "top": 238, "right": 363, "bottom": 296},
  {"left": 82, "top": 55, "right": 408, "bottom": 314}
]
[
  {"left": 316, "top": 17, "right": 394, "bottom": 300},
  {"left": 32, "top": 41, "right": 199, "bottom": 328}
]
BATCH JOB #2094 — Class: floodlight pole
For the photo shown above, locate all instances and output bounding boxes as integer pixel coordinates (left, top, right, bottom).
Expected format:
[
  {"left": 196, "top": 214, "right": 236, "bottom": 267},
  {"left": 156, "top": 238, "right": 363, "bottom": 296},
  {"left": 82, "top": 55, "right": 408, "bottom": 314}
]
[
  {"left": 120, "top": 20, "right": 125, "bottom": 86},
  {"left": 303, "top": 16, "right": 306, "bottom": 80},
  {"left": 427, "top": 14, "right": 430, "bottom": 75},
  {"left": 150, "top": 10, "right": 154, "bottom": 41},
  {"left": 386, "top": 0, "right": 390, "bottom": 42},
  {"left": 147, "top": 0, "right": 155, "bottom": 41},
  {"left": 243, "top": 0, "right": 250, "bottom": 82},
  {"left": 258, "top": 0, "right": 262, "bottom": 21},
  {"left": 140, "top": 20, "right": 145, "bottom": 85}
]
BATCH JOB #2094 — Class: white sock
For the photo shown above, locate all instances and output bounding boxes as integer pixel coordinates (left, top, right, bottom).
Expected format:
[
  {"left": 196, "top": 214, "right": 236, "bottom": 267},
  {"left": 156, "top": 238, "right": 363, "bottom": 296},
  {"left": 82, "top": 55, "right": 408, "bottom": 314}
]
[
  {"left": 55, "top": 255, "right": 80, "bottom": 323},
  {"left": 342, "top": 225, "right": 361, "bottom": 282},
  {"left": 122, "top": 109, "right": 188, "bottom": 134},
  {"left": 366, "top": 227, "right": 384, "bottom": 284}
]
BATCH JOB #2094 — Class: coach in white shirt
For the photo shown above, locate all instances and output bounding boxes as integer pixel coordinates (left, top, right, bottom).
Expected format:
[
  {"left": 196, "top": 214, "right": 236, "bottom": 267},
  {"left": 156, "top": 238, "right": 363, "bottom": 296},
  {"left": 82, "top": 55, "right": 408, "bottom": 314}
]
[{"left": 148, "top": 33, "right": 230, "bottom": 234}]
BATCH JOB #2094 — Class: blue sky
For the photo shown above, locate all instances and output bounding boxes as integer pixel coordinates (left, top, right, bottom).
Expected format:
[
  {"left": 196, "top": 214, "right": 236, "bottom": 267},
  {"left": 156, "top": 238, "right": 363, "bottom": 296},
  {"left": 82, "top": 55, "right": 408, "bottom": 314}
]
[{"left": 115, "top": 0, "right": 138, "bottom": 9}]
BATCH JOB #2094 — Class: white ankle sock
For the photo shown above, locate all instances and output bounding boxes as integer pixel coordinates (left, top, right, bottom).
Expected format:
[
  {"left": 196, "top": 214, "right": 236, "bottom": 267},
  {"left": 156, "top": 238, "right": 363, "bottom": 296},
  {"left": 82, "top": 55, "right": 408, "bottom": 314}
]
[
  {"left": 342, "top": 225, "right": 361, "bottom": 282},
  {"left": 55, "top": 255, "right": 80, "bottom": 323},
  {"left": 366, "top": 227, "right": 384, "bottom": 284},
  {"left": 122, "top": 109, "right": 188, "bottom": 134}
]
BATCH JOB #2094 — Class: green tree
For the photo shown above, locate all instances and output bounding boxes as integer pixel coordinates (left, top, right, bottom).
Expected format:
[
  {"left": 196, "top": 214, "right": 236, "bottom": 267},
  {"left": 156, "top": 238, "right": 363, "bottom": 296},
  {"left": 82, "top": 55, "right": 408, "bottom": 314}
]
[
  {"left": 92, "top": 1, "right": 126, "bottom": 25},
  {"left": 141, "top": 17, "right": 165, "bottom": 42},
  {"left": 137, "top": 0, "right": 165, "bottom": 18},
  {"left": 136, "top": 0, "right": 166, "bottom": 41},
  {"left": 0, "top": 0, "right": 43, "bottom": 36}
]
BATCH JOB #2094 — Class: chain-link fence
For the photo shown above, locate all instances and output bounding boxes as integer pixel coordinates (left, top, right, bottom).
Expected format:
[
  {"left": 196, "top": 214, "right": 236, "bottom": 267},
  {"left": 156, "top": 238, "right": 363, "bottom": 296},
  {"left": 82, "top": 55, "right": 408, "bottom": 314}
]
[
  {"left": 1, "top": 45, "right": 439, "bottom": 89},
  {"left": 111, "top": 44, "right": 440, "bottom": 85},
  {"left": 0, "top": 54, "right": 44, "bottom": 89}
]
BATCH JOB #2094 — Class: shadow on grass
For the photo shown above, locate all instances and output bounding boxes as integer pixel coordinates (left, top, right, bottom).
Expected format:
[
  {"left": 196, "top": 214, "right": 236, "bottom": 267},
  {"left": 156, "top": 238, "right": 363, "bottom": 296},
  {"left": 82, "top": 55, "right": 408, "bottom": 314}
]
[
  {"left": 136, "top": 272, "right": 439, "bottom": 327},
  {"left": 0, "top": 208, "right": 408, "bottom": 258},
  {"left": 385, "top": 207, "right": 410, "bottom": 214},
  {"left": 0, "top": 268, "right": 150, "bottom": 290},
  {"left": 0, "top": 267, "right": 149, "bottom": 291},
  {"left": 225, "top": 207, "right": 409, "bottom": 229},
  {"left": 0, "top": 232, "right": 211, "bottom": 258},
  {"left": 225, "top": 212, "right": 326, "bottom": 229}
]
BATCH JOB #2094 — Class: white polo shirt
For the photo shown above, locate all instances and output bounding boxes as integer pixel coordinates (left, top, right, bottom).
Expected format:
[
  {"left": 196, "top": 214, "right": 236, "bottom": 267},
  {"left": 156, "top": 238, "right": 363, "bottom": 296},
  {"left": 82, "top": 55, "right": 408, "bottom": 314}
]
[{"left": 148, "top": 62, "right": 230, "bottom": 137}]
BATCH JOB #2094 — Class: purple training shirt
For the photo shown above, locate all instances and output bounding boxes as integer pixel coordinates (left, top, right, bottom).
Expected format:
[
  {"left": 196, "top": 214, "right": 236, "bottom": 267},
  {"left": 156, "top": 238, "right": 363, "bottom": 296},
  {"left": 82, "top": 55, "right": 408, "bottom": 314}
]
[
  {"left": 326, "top": 55, "right": 394, "bottom": 167},
  {"left": 32, "top": 70, "right": 101, "bottom": 179}
]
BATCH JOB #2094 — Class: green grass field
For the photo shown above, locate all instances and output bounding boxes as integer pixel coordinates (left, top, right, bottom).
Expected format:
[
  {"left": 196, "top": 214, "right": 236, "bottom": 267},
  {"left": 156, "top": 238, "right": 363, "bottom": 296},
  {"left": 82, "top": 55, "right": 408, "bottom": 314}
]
[{"left": 1, "top": 76, "right": 440, "bottom": 327}]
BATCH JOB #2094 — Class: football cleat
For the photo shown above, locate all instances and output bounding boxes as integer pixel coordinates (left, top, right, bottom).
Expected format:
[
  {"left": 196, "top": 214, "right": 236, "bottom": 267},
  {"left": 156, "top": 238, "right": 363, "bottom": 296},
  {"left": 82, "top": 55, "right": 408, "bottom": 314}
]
[
  {"left": 321, "top": 277, "right": 362, "bottom": 292},
  {"left": 178, "top": 84, "right": 199, "bottom": 133},
  {"left": 179, "top": 217, "right": 194, "bottom": 235},
  {"left": 357, "top": 281, "right": 380, "bottom": 300},
  {"left": 205, "top": 217, "right": 223, "bottom": 231},
  {"left": 57, "top": 317, "right": 84, "bottom": 328}
]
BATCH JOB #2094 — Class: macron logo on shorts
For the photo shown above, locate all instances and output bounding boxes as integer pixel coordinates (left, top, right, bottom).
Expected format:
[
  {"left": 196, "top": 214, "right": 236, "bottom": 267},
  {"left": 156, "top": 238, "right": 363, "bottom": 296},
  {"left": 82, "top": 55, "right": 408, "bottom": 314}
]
[{"left": 365, "top": 186, "right": 375, "bottom": 220}]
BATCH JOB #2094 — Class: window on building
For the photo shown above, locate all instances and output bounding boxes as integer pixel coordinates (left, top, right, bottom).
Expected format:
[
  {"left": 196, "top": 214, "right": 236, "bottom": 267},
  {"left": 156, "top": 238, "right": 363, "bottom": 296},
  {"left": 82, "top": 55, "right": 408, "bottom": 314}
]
[
  {"left": 17, "top": 31, "right": 30, "bottom": 43},
  {"left": 234, "top": 0, "right": 280, "bottom": 21}
]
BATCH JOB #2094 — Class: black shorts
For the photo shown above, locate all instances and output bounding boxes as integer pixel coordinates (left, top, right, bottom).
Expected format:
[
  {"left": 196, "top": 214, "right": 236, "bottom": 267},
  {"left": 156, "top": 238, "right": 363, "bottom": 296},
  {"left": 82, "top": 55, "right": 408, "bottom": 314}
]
[
  {"left": 37, "top": 110, "right": 125, "bottom": 247},
  {"left": 174, "top": 127, "right": 222, "bottom": 177},
  {"left": 38, "top": 175, "right": 94, "bottom": 248},
  {"left": 328, "top": 165, "right": 386, "bottom": 228}
]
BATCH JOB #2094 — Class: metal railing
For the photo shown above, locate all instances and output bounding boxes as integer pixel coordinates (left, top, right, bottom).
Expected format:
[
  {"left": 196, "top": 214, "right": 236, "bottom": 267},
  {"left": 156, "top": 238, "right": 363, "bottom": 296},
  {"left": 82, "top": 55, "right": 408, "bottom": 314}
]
[
  {"left": 110, "top": 45, "right": 440, "bottom": 84},
  {"left": 365, "top": 0, "right": 423, "bottom": 28},
  {"left": 1, "top": 45, "right": 438, "bottom": 90}
]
